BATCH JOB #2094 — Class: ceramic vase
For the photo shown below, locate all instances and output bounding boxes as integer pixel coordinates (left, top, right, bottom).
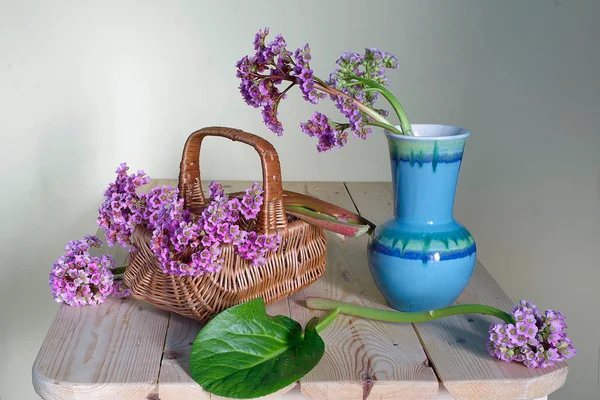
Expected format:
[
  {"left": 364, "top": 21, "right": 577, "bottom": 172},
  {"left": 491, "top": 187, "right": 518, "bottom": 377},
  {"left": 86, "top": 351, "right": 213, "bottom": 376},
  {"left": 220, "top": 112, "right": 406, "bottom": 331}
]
[{"left": 367, "top": 124, "right": 476, "bottom": 312}]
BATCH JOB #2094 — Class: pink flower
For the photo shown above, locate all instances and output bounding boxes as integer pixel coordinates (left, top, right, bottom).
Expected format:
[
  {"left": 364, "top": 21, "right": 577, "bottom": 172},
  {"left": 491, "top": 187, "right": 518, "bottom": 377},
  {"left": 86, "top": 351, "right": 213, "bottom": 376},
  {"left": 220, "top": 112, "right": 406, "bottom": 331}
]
[
  {"left": 49, "top": 235, "right": 131, "bottom": 306},
  {"left": 98, "top": 171, "right": 282, "bottom": 277}
]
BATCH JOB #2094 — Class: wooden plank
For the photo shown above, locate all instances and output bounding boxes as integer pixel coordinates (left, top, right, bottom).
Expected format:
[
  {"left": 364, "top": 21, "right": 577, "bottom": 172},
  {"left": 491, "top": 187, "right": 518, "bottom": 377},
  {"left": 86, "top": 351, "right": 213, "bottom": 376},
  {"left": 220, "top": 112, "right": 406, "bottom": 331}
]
[
  {"left": 283, "top": 182, "right": 439, "bottom": 400},
  {"left": 157, "top": 291, "right": 295, "bottom": 399},
  {"left": 32, "top": 240, "right": 170, "bottom": 400},
  {"left": 158, "top": 314, "right": 206, "bottom": 400},
  {"left": 345, "top": 182, "right": 568, "bottom": 400}
]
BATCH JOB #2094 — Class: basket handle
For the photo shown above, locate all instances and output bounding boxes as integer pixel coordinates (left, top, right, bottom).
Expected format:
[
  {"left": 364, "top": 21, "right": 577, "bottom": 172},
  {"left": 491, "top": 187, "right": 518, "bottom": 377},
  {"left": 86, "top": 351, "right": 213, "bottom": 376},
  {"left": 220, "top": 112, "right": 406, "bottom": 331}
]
[{"left": 178, "top": 126, "right": 287, "bottom": 234}]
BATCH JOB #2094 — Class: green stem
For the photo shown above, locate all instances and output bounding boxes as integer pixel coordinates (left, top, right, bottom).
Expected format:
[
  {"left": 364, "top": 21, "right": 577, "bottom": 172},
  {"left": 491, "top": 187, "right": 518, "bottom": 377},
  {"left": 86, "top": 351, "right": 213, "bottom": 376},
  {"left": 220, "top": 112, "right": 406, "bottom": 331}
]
[
  {"left": 347, "top": 74, "right": 413, "bottom": 136},
  {"left": 285, "top": 205, "right": 365, "bottom": 226},
  {"left": 315, "top": 308, "right": 341, "bottom": 333},
  {"left": 306, "top": 297, "right": 516, "bottom": 325},
  {"left": 313, "top": 80, "right": 392, "bottom": 126},
  {"left": 365, "top": 121, "right": 402, "bottom": 135},
  {"left": 112, "top": 266, "right": 127, "bottom": 275}
]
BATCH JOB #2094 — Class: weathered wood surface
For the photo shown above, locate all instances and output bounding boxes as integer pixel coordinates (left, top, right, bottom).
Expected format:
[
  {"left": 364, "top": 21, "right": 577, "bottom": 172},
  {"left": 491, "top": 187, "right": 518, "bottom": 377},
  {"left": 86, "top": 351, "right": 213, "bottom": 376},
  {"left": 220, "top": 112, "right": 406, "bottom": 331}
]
[
  {"left": 32, "top": 239, "right": 170, "bottom": 400},
  {"left": 345, "top": 182, "right": 566, "bottom": 400},
  {"left": 32, "top": 180, "right": 560, "bottom": 400},
  {"left": 283, "top": 182, "right": 438, "bottom": 400}
]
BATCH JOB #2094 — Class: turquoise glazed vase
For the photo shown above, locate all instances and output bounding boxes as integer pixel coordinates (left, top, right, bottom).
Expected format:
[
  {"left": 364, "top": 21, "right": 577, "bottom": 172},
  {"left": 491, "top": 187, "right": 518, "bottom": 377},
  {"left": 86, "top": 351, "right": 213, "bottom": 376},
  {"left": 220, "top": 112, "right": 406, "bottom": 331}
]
[{"left": 367, "top": 124, "right": 476, "bottom": 312}]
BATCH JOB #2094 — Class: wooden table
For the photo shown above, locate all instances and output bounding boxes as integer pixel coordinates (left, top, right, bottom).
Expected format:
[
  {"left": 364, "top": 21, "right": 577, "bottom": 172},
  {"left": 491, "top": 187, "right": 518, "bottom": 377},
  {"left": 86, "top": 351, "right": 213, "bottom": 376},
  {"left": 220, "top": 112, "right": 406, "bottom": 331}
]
[{"left": 32, "top": 181, "right": 567, "bottom": 400}]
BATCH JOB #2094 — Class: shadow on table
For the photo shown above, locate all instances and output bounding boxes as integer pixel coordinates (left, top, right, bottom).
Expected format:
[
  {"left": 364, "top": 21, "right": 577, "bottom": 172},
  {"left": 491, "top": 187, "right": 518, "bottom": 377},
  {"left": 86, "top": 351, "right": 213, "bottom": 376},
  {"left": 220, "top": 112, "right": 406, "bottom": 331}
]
[{"left": 416, "top": 314, "right": 491, "bottom": 358}]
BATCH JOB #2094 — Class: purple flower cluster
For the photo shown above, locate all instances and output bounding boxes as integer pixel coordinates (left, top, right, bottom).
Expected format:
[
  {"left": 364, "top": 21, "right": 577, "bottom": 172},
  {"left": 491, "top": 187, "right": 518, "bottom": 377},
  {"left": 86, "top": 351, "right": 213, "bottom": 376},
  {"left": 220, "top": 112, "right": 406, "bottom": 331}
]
[
  {"left": 232, "top": 184, "right": 281, "bottom": 266},
  {"left": 49, "top": 235, "right": 130, "bottom": 306},
  {"left": 236, "top": 28, "right": 322, "bottom": 136},
  {"left": 111, "top": 281, "right": 131, "bottom": 297},
  {"left": 149, "top": 182, "right": 281, "bottom": 275},
  {"left": 487, "top": 300, "right": 576, "bottom": 368},
  {"left": 237, "top": 29, "right": 402, "bottom": 152},
  {"left": 97, "top": 163, "right": 150, "bottom": 250},
  {"left": 236, "top": 230, "right": 282, "bottom": 268},
  {"left": 328, "top": 48, "right": 398, "bottom": 108},
  {"left": 97, "top": 164, "right": 282, "bottom": 277},
  {"left": 332, "top": 95, "right": 372, "bottom": 140},
  {"left": 326, "top": 48, "right": 399, "bottom": 140},
  {"left": 144, "top": 186, "right": 184, "bottom": 228},
  {"left": 146, "top": 186, "right": 199, "bottom": 275},
  {"left": 293, "top": 43, "right": 320, "bottom": 104},
  {"left": 300, "top": 112, "right": 348, "bottom": 153}
]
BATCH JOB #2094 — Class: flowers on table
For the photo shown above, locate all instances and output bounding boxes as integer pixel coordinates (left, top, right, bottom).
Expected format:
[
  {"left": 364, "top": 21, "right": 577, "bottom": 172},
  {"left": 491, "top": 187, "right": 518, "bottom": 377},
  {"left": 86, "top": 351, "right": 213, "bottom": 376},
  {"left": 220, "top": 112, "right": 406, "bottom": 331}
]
[
  {"left": 305, "top": 297, "right": 575, "bottom": 370},
  {"left": 49, "top": 235, "right": 130, "bottom": 306},
  {"left": 189, "top": 297, "right": 577, "bottom": 399},
  {"left": 487, "top": 300, "right": 576, "bottom": 368},
  {"left": 237, "top": 27, "right": 413, "bottom": 152},
  {"left": 111, "top": 281, "right": 131, "bottom": 298}
]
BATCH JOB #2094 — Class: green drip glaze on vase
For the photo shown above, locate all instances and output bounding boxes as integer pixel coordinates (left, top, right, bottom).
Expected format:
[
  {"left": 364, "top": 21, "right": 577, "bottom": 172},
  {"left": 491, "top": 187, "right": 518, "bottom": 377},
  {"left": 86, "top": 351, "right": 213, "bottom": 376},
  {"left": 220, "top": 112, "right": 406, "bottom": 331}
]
[{"left": 368, "top": 125, "right": 476, "bottom": 312}]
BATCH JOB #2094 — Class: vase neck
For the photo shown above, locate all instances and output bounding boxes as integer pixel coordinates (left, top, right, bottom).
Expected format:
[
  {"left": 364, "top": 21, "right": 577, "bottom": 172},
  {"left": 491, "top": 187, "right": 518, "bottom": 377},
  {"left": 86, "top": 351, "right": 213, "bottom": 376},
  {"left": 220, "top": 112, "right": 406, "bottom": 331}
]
[{"left": 387, "top": 134, "right": 467, "bottom": 225}]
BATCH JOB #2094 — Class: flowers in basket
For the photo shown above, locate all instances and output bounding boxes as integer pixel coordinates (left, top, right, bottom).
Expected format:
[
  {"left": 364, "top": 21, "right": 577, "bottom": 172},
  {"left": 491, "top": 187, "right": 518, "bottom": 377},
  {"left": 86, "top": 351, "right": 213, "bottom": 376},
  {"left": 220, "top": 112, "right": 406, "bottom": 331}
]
[
  {"left": 51, "top": 162, "right": 374, "bottom": 302},
  {"left": 96, "top": 163, "right": 282, "bottom": 276}
]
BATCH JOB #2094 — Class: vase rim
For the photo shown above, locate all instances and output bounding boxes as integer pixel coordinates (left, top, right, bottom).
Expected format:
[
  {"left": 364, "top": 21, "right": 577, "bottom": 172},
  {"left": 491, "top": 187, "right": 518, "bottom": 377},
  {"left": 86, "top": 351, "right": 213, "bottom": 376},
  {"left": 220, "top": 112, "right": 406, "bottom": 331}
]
[{"left": 385, "top": 124, "right": 470, "bottom": 141}]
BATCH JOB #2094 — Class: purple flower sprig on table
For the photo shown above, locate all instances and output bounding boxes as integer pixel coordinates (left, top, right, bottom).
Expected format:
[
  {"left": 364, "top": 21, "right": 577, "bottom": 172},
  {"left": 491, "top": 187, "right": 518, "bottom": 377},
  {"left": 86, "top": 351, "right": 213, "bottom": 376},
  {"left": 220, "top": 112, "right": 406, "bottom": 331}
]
[
  {"left": 111, "top": 281, "right": 131, "bottom": 298},
  {"left": 487, "top": 300, "right": 576, "bottom": 368},
  {"left": 306, "top": 297, "right": 576, "bottom": 369},
  {"left": 49, "top": 235, "right": 130, "bottom": 306},
  {"left": 237, "top": 28, "right": 412, "bottom": 152}
]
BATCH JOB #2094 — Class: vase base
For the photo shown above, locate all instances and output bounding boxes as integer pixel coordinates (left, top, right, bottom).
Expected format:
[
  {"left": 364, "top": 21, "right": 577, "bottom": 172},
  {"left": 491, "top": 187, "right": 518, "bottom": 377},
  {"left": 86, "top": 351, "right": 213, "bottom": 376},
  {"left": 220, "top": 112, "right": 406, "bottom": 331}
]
[{"left": 368, "top": 245, "right": 476, "bottom": 313}]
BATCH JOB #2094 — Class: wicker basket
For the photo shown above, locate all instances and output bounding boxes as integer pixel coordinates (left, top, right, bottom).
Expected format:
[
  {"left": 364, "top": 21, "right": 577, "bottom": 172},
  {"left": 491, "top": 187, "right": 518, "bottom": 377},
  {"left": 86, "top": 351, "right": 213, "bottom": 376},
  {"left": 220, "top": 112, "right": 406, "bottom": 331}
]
[{"left": 124, "top": 126, "right": 327, "bottom": 322}]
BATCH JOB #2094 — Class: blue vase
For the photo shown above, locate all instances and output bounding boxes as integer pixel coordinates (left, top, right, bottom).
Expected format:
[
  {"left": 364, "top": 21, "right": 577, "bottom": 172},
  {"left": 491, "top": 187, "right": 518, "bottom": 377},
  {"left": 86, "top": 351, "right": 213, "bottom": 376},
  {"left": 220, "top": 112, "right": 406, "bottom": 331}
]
[{"left": 367, "top": 124, "right": 476, "bottom": 312}]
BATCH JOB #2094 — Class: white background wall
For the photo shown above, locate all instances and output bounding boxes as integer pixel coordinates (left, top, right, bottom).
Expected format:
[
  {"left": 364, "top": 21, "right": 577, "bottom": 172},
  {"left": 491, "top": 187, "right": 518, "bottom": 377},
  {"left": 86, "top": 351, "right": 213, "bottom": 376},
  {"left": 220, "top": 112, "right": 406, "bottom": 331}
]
[{"left": 1, "top": 1, "right": 599, "bottom": 399}]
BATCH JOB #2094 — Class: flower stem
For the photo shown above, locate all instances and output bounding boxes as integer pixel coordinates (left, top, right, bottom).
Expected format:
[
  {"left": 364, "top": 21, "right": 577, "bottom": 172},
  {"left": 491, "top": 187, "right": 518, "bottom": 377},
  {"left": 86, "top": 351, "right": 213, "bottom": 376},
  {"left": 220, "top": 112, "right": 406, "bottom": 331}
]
[
  {"left": 306, "top": 297, "right": 516, "bottom": 324},
  {"left": 312, "top": 79, "right": 393, "bottom": 126},
  {"left": 272, "top": 82, "right": 295, "bottom": 112},
  {"left": 365, "top": 121, "right": 402, "bottom": 135},
  {"left": 347, "top": 75, "right": 413, "bottom": 136},
  {"left": 252, "top": 73, "right": 296, "bottom": 83},
  {"left": 112, "top": 266, "right": 127, "bottom": 275},
  {"left": 315, "top": 308, "right": 340, "bottom": 333}
]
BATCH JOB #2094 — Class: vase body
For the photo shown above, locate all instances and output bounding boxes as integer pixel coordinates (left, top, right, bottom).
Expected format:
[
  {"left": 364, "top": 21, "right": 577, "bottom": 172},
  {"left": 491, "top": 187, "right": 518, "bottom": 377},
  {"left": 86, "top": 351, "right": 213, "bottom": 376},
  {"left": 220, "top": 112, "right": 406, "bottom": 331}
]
[{"left": 367, "top": 124, "right": 476, "bottom": 312}]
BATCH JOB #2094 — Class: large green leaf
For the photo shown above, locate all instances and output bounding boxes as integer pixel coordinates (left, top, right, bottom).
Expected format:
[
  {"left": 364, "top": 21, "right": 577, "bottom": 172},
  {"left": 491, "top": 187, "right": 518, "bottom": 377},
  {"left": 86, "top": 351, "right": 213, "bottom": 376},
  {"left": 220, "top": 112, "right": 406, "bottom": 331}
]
[{"left": 189, "top": 298, "right": 325, "bottom": 399}]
